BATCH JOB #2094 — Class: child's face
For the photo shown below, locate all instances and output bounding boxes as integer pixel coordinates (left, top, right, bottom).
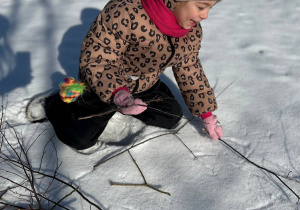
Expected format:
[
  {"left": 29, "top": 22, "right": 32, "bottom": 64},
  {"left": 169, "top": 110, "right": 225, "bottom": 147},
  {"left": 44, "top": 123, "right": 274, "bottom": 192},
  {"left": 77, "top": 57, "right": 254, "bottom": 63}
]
[{"left": 173, "top": 1, "right": 217, "bottom": 29}]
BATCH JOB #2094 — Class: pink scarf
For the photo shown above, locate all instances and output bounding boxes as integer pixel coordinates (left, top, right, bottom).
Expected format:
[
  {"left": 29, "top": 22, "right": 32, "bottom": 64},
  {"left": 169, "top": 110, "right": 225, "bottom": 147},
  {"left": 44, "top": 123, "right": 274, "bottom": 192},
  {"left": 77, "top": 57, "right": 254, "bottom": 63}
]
[{"left": 141, "top": 0, "right": 191, "bottom": 37}]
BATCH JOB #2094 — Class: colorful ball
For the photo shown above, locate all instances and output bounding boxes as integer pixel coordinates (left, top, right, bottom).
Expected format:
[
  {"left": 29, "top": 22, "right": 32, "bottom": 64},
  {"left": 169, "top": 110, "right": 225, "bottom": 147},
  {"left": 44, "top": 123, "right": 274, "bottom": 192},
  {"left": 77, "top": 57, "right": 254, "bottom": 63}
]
[{"left": 59, "top": 77, "right": 86, "bottom": 103}]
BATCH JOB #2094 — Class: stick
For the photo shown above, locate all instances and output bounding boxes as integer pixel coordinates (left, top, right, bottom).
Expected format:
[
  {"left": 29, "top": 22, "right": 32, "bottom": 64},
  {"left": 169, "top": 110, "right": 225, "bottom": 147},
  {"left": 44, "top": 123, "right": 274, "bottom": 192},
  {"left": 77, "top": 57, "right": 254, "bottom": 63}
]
[
  {"left": 110, "top": 150, "right": 171, "bottom": 196},
  {"left": 78, "top": 97, "right": 177, "bottom": 120},
  {"left": 93, "top": 118, "right": 192, "bottom": 169},
  {"left": 1, "top": 124, "right": 43, "bottom": 209},
  {"left": 0, "top": 175, "right": 69, "bottom": 210},
  {"left": 50, "top": 187, "right": 79, "bottom": 210},
  {"left": 0, "top": 148, "right": 102, "bottom": 210},
  {"left": 218, "top": 138, "right": 300, "bottom": 202},
  {"left": 173, "top": 133, "right": 197, "bottom": 159}
]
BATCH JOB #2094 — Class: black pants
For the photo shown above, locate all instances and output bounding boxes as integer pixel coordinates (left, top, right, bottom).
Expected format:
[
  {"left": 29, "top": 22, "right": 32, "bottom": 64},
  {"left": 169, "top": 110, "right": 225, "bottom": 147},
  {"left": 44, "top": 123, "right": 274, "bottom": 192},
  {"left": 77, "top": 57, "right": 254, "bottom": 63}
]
[{"left": 45, "top": 81, "right": 183, "bottom": 150}]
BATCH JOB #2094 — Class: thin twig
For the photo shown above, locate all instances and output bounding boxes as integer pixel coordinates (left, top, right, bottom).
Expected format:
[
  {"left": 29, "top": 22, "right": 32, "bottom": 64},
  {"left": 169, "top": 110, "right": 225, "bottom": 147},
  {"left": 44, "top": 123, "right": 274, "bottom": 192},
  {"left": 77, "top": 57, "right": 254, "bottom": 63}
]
[
  {"left": 50, "top": 187, "right": 79, "bottom": 210},
  {"left": 0, "top": 201, "right": 26, "bottom": 209},
  {"left": 7, "top": 189, "right": 34, "bottom": 205},
  {"left": 39, "top": 137, "right": 63, "bottom": 196},
  {"left": 130, "top": 123, "right": 148, "bottom": 148},
  {"left": 172, "top": 117, "right": 197, "bottom": 158},
  {"left": 93, "top": 118, "right": 192, "bottom": 169},
  {"left": 144, "top": 106, "right": 187, "bottom": 119},
  {"left": 38, "top": 138, "right": 52, "bottom": 171},
  {"left": 0, "top": 99, "right": 99, "bottom": 209},
  {"left": 0, "top": 95, "right": 4, "bottom": 130},
  {"left": 0, "top": 175, "right": 69, "bottom": 210},
  {"left": 110, "top": 150, "right": 171, "bottom": 196},
  {"left": 110, "top": 182, "right": 171, "bottom": 196},
  {"left": 0, "top": 168, "right": 28, "bottom": 181},
  {"left": 43, "top": 161, "right": 63, "bottom": 195},
  {"left": 79, "top": 107, "right": 118, "bottom": 120},
  {"left": 218, "top": 138, "right": 300, "bottom": 202},
  {"left": 6, "top": 122, "right": 43, "bottom": 209},
  {"left": 0, "top": 96, "right": 5, "bottom": 152},
  {"left": 26, "top": 124, "right": 51, "bottom": 154},
  {"left": 173, "top": 133, "right": 197, "bottom": 159},
  {"left": 31, "top": 168, "right": 101, "bottom": 209},
  {"left": 0, "top": 187, "right": 10, "bottom": 199},
  {"left": 128, "top": 150, "right": 146, "bottom": 183},
  {"left": 93, "top": 132, "right": 176, "bottom": 169},
  {"left": 0, "top": 142, "right": 102, "bottom": 210},
  {"left": 96, "top": 118, "right": 195, "bottom": 196},
  {"left": 0, "top": 128, "right": 42, "bottom": 209},
  {"left": 79, "top": 97, "right": 176, "bottom": 120},
  {"left": 24, "top": 165, "right": 102, "bottom": 209},
  {"left": 44, "top": 182, "right": 64, "bottom": 194},
  {"left": 215, "top": 80, "right": 235, "bottom": 99}
]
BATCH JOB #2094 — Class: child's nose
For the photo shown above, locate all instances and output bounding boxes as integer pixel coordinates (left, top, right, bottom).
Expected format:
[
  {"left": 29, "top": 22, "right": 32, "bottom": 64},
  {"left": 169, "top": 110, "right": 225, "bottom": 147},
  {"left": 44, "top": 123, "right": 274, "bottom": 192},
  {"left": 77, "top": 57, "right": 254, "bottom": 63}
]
[{"left": 200, "top": 11, "right": 209, "bottom": 20}]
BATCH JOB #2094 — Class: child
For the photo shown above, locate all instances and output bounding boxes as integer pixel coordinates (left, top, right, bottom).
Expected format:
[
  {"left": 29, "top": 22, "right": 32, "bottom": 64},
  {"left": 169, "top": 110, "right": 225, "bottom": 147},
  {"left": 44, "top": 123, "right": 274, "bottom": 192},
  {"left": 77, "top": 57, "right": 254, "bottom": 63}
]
[{"left": 31, "top": 0, "right": 223, "bottom": 152}]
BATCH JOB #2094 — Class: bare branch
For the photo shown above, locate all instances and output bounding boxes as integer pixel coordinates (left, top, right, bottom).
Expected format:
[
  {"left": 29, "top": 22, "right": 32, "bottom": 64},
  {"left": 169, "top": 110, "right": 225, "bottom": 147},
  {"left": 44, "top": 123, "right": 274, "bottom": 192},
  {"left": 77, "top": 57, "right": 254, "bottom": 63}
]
[
  {"left": 50, "top": 187, "right": 79, "bottom": 210},
  {"left": 79, "top": 97, "right": 177, "bottom": 120},
  {"left": 7, "top": 189, "right": 33, "bottom": 206},
  {"left": 93, "top": 118, "right": 192, "bottom": 169},
  {"left": 173, "top": 133, "right": 197, "bottom": 159},
  {"left": 0, "top": 187, "right": 10, "bottom": 199},
  {"left": 215, "top": 80, "right": 235, "bottom": 99},
  {"left": 97, "top": 119, "right": 194, "bottom": 196},
  {"left": 0, "top": 102, "right": 102, "bottom": 210},
  {"left": 0, "top": 95, "right": 4, "bottom": 130},
  {"left": 26, "top": 124, "right": 51, "bottom": 154},
  {"left": 0, "top": 168, "right": 27, "bottom": 181},
  {"left": 6, "top": 122, "right": 42, "bottom": 208},
  {"left": 110, "top": 150, "right": 171, "bottom": 196},
  {"left": 219, "top": 138, "right": 300, "bottom": 202},
  {"left": 0, "top": 174, "right": 69, "bottom": 210},
  {"left": 0, "top": 158, "right": 102, "bottom": 210},
  {"left": 38, "top": 138, "right": 53, "bottom": 171},
  {"left": 29, "top": 168, "right": 101, "bottom": 209},
  {"left": 0, "top": 201, "right": 27, "bottom": 209},
  {"left": 110, "top": 181, "right": 171, "bottom": 196},
  {"left": 93, "top": 131, "right": 176, "bottom": 169},
  {"left": 128, "top": 150, "right": 146, "bottom": 183}
]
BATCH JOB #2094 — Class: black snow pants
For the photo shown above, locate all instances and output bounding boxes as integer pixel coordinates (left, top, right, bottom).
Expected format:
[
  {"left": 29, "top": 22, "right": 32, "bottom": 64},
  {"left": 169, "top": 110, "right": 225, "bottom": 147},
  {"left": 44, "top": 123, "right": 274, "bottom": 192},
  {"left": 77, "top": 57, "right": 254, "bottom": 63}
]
[{"left": 45, "top": 80, "right": 183, "bottom": 150}]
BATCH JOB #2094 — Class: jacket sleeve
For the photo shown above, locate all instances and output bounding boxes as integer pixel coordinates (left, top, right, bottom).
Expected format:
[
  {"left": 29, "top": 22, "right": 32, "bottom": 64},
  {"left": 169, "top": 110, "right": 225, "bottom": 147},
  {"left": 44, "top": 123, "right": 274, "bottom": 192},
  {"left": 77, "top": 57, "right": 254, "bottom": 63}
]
[
  {"left": 172, "top": 33, "right": 217, "bottom": 116},
  {"left": 79, "top": 2, "right": 134, "bottom": 103}
]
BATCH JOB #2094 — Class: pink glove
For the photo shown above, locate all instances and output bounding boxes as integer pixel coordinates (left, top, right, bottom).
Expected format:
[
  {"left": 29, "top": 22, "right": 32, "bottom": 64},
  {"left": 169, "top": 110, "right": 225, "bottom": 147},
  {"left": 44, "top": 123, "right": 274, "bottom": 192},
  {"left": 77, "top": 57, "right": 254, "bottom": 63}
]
[
  {"left": 203, "top": 115, "right": 223, "bottom": 140},
  {"left": 113, "top": 90, "right": 147, "bottom": 115}
]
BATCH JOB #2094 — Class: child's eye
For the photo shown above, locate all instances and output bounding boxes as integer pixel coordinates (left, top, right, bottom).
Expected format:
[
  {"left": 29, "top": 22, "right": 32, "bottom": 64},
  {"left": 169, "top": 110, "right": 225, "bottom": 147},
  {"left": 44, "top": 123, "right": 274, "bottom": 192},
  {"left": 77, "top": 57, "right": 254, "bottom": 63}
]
[{"left": 198, "top": 7, "right": 204, "bottom": 10}]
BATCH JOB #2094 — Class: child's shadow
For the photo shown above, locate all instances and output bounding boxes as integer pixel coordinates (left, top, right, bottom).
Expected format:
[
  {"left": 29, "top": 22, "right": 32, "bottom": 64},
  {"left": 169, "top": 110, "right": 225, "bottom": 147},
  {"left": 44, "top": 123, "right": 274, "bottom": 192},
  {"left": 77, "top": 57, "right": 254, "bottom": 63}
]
[
  {"left": 0, "top": 52, "right": 32, "bottom": 93},
  {"left": 56, "top": 8, "right": 101, "bottom": 84},
  {"left": 0, "top": 15, "right": 32, "bottom": 94}
]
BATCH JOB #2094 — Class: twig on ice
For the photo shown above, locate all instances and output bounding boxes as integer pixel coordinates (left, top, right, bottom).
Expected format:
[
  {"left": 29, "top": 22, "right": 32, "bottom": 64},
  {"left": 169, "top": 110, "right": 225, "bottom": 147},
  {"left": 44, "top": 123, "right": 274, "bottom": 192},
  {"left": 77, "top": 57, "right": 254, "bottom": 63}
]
[
  {"left": 173, "top": 133, "right": 197, "bottom": 159},
  {"left": 218, "top": 137, "right": 300, "bottom": 203},
  {"left": 110, "top": 150, "right": 171, "bottom": 196},
  {"left": 93, "top": 118, "right": 192, "bottom": 169},
  {"left": 215, "top": 80, "right": 235, "bottom": 99},
  {"left": 93, "top": 131, "right": 178, "bottom": 169},
  {"left": 50, "top": 186, "right": 79, "bottom": 210}
]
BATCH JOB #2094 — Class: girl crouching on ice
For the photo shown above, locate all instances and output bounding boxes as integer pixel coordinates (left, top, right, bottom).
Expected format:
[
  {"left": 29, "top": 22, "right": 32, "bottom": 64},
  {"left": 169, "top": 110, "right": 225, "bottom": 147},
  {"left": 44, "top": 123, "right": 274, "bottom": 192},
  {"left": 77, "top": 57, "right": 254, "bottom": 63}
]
[{"left": 39, "top": 0, "right": 223, "bottom": 152}]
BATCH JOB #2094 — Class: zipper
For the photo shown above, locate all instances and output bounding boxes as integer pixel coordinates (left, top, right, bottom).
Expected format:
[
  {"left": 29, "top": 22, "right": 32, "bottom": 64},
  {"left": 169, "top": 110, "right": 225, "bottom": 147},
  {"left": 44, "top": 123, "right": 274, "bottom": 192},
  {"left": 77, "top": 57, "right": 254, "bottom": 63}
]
[
  {"left": 160, "top": 36, "right": 175, "bottom": 69},
  {"left": 132, "top": 36, "right": 175, "bottom": 94}
]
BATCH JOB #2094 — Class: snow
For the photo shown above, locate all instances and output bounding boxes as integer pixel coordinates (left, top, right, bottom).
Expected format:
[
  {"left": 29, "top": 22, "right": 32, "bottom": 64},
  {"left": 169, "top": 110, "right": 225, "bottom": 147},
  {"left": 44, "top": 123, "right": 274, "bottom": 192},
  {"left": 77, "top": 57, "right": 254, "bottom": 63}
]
[{"left": 1, "top": 0, "right": 300, "bottom": 209}]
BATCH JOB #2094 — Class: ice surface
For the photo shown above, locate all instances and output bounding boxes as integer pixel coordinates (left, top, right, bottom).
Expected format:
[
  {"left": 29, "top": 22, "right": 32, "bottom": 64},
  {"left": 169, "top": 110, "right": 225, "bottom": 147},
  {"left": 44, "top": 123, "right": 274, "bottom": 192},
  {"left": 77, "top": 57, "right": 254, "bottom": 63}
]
[{"left": 0, "top": 0, "right": 300, "bottom": 209}]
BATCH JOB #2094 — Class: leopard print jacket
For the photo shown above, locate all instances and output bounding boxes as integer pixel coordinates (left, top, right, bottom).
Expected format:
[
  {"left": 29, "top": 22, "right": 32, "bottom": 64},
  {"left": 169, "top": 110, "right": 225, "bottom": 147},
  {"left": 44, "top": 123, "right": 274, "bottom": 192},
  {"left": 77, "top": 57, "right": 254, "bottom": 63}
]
[{"left": 79, "top": 0, "right": 218, "bottom": 116}]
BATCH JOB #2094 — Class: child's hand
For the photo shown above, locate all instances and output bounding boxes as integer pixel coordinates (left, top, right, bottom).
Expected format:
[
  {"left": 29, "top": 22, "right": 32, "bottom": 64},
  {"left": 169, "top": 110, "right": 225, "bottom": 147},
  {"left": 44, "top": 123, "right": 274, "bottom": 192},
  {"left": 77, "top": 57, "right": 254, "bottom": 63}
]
[
  {"left": 203, "top": 115, "right": 223, "bottom": 140},
  {"left": 113, "top": 90, "right": 147, "bottom": 115}
]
